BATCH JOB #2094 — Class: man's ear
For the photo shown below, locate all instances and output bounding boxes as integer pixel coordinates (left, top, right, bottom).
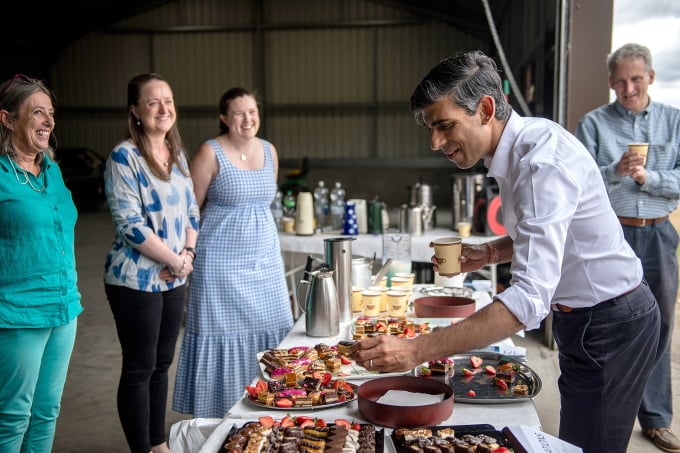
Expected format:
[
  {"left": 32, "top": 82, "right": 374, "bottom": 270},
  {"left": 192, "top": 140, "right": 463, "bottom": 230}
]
[{"left": 479, "top": 96, "right": 495, "bottom": 124}]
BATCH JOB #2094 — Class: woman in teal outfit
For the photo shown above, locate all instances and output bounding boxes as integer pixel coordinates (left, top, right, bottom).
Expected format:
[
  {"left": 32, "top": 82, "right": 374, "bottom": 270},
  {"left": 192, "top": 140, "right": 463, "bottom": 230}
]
[{"left": 0, "top": 75, "right": 83, "bottom": 451}]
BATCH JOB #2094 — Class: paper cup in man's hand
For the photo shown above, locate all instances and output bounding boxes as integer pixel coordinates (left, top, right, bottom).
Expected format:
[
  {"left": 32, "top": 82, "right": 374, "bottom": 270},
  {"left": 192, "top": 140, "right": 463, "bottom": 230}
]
[
  {"left": 432, "top": 236, "right": 462, "bottom": 275},
  {"left": 628, "top": 143, "right": 649, "bottom": 166}
]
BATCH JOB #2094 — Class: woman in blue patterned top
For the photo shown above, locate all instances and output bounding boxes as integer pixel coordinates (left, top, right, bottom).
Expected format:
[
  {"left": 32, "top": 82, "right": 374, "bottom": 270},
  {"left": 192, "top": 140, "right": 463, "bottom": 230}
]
[
  {"left": 103, "top": 73, "right": 199, "bottom": 453},
  {"left": 172, "top": 87, "right": 294, "bottom": 418},
  {"left": 0, "top": 75, "right": 83, "bottom": 452}
]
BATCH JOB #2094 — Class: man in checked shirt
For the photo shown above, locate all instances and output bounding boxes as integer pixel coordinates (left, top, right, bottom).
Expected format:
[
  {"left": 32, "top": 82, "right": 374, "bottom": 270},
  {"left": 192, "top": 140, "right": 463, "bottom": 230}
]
[{"left": 576, "top": 42, "right": 680, "bottom": 453}]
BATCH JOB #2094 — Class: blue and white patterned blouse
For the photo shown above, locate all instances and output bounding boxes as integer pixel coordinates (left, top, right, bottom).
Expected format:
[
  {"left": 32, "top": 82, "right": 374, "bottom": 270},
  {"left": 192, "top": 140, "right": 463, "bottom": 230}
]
[{"left": 103, "top": 139, "right": 200, "bottom": 292}]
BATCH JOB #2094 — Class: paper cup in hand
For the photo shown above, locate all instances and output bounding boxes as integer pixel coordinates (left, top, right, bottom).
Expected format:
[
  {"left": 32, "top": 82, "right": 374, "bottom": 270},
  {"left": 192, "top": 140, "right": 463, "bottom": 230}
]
[
  {"left": 628, "top": 143, "right": 649, "bottom": 165},
  {"left": 432, "top": 236, "right": 462, "bottom": 275}
]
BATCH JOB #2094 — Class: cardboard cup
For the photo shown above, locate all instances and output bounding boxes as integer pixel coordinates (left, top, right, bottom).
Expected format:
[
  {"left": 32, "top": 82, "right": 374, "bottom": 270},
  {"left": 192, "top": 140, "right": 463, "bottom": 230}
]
[
  {"left": 628, "top": 143, "right": 649, "bottom": 165},
  {"left": 457, "top": 221, "right": 472, "bottom": 238},
  {"left": 352, "top": 286, "right": 364, "bottom": 312},
  {"left": 394, "top": 272, "right": 415, "bottom": 286},
  {"left": 386, "top": 290, "right": 409, "bottom": 317},
  {"left": 390, "top": 276, "right": 411, "bottom": 287},
  {"left": 368, "top": 285, "right": 389, "bottom": 313},
  {"left": 361, "top": 290, "right": 382, "bottom": 317},
  {"left": 432, "top": 236, "right": 463, "bottom": 275}
]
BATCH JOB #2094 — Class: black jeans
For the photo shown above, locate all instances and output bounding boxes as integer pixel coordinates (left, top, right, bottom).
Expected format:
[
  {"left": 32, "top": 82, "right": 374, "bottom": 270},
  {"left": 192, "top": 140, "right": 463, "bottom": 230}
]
[{"left": 105, "top": 284, "right": 186, "bottom": 453}]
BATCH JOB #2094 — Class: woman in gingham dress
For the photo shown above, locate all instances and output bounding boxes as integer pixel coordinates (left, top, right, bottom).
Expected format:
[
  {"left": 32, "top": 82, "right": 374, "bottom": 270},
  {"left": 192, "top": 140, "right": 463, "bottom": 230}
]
[{"left": 173, "top": 87, "right": 294, "bottom": 418}]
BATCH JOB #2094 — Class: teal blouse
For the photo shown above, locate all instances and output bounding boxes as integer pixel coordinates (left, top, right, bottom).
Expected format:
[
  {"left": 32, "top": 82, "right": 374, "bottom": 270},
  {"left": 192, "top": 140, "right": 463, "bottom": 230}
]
[{"left": 0, "top": 153, "right": 83, "bottom": 328}]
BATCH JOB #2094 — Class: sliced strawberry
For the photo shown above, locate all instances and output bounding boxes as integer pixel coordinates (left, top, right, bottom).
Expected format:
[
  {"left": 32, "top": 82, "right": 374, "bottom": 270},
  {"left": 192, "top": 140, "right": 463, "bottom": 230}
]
[
  {"left": 462, "top": 367, "right": 475, "bottom": 377},
  {"left": 315, "top": 418, "right": 328, "bottom": 427},
  {"left": 258, "top": 416, "right": 276, "bottom": 428},
  {"left": 275, "top": 398, "right": 293, "bottom": 408},
  {"left": 280, "top": 415, "right": 295, "bottom": 427},
  {"left": 351, "top": 422, "right": 362, "bottom": 431},
  {"left": 495, "top": 378, "right": 509, "bottom": 391},
  {"left": 245, "top": 385, "right": 259, "bottom": 398},
  {"left": 469, "top": 355, "right": 483, "bottom": 368},
  {"left": 485, "top": 365, "right": 496, "bottom": 375},
  {"left": 339, "top": 355, "right": 352, "bottom": 365},
  {"left": 295, "top": 415, "right": 314, "bottom": 425},
  {"left": 334, "top": 418, "right": 351, "bottom": 428},
  {"left": 321, "top": 372, "right": 333, "bottom": 386},
  {"left": 491, "top": 448, "right": 511, "bottom": 453},
  {"left": 299, "top": 419, "right": 315, "bottom": 428},
  {"left": 467, "top": 390, "right": 476, "bottom": 397},
  {"left": 255, "top": 379, "right": 268, "bottom": 393}
]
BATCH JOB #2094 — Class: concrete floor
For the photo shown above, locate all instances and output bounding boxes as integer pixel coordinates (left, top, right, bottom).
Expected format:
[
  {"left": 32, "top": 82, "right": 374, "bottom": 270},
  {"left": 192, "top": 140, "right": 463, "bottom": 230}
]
[{"left": 52, "top": 209, "right": 680, "bottom": 452}]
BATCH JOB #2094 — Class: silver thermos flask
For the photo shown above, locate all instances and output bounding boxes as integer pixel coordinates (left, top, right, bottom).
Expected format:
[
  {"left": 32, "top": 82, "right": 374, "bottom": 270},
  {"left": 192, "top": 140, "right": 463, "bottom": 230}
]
[{"left": 324, "top": 237, "right": 354, "bottom": 323}]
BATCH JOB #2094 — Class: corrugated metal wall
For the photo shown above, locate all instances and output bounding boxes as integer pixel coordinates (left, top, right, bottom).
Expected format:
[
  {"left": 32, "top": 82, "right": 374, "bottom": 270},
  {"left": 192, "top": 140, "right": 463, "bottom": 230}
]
[
  {"left": 48, "top": 0, "right": 558, "bottom": 216},
  {"left": 50, "top": 0, "right": 485, "bottom": 160}
]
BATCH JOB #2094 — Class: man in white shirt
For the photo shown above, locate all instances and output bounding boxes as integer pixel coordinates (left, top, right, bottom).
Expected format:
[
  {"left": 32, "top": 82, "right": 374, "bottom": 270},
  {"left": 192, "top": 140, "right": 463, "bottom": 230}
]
[{"left": 351, "top": 51, "right": 660, "bottom": 453}]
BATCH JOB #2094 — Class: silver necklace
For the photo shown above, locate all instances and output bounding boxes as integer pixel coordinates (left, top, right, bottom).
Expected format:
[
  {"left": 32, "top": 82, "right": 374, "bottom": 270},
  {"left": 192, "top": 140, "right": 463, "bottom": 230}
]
[{"left": 7, "top": 154, "right": 45, "bottom": 193}]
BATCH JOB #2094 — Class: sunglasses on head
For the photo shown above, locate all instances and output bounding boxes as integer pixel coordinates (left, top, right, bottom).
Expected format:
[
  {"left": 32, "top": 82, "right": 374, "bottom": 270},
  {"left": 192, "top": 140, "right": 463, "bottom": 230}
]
[{"left": 0, "top": 73, "right": 43, "bottom": 99}]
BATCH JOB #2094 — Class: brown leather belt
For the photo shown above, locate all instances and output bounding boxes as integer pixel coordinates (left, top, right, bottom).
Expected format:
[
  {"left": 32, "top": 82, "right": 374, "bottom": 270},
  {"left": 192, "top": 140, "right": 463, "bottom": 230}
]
[
  {"left": 552, "top": 283, "right": 642, "bottom": 313},
  {"left": 618, "top": 216, "right": 668, "bottom": 227}
]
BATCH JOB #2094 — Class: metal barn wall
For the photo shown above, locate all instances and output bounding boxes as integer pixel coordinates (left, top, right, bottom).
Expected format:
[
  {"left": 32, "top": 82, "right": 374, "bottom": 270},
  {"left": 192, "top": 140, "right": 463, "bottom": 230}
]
[
  {"left": 48, "top": 0, "right": 559, "bottom": 218},
  {"left": 49, "top": 0, "right": 485, "bottom": 160}
]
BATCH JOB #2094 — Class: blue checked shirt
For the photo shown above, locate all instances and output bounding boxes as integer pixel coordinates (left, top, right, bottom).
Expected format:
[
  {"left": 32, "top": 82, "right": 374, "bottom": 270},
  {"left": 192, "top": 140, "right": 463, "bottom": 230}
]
[{"left": 576, "top": 100, "right": 680, "bottom": 218}]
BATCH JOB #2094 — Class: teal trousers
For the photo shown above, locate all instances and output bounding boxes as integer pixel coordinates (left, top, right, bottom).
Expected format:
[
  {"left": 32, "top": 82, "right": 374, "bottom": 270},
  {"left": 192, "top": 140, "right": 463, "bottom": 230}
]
[{"left": 0, "top": 319, "right": 77, "bottom": 453}]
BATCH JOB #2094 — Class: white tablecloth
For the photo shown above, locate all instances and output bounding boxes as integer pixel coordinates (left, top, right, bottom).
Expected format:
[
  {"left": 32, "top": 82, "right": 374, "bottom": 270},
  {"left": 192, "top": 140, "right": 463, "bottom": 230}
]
[{"left": 170, "top": 288, "right": 541, "bottom": 452}]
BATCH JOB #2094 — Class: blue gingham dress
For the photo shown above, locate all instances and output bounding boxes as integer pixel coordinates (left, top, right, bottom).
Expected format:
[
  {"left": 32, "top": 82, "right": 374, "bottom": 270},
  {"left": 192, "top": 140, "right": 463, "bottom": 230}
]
[{"left": 172, "top": 138, "right": 293, "bottom": 418}]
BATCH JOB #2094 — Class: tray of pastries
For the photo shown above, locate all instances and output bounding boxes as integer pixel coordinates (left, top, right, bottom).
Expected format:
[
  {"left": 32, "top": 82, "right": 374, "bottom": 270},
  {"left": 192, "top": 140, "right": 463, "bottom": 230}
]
[
  {"left": 218, "top": 415, "right": 384, "bottom": 453},
  {"left": 418, "top": 352, "right": 541, "bottom": 404},
  {"left": 244, "top": 375, "right": 358, "bottom": 410},
  {"left": 391, "top": 424, "right": 512, "bottom": 453},
  {"left": 258, "top": 342, "right": 409, "bottom": 381}
]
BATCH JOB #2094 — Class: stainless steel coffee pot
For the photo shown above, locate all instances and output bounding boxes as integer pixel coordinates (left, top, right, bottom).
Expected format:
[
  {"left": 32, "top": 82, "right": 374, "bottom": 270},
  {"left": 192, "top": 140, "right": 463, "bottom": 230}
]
[
  {"left": 324, "top": 237, "right": 354, "bottom": 323},
  {"left": 296, "top": 268, "right": 340, "bottom": 337}
]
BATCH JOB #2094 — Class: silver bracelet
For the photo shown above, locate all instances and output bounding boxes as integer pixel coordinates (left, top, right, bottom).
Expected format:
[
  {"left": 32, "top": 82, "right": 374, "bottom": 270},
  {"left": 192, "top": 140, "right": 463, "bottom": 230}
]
[{"left": 170, "top": 257, "right": 186, "bottom": 277}]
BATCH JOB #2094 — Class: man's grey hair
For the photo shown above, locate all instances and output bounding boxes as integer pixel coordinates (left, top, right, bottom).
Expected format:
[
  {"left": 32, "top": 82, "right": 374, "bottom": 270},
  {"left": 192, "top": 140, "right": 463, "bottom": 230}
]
[{"left": 607, "top": 43, "right": 653, "bottom": 75}]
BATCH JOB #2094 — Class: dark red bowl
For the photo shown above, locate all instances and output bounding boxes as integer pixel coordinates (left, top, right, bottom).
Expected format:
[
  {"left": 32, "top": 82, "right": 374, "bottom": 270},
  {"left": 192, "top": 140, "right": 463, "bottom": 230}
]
[
  {"left": 357, "top": 376, "right": 454, "bottom": 428},
  {"left": 413, "top": 296, "right": 476, "bottom": 318}
]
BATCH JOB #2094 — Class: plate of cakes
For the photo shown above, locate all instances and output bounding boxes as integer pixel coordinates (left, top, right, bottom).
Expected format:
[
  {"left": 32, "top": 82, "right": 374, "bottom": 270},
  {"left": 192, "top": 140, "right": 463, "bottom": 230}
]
[
  {"left": 257, "top": 342, "right": 410, "bottom": 381},
  {"left": 244, "top": 375, "right": 358, "bottom": 410},
  {"left": 219, "top": 415, "right": 384, "bottom": 453}
]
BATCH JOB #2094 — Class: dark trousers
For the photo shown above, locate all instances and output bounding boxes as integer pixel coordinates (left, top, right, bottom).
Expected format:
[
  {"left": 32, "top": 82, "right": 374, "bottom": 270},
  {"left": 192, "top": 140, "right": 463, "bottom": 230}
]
[
  {"left": 622, "top": 220, "right": 678, "bottom": 429},
  {"left": 553, "top": 281, "right": 660, "bottom": 453},
  {"left": 105, "top": 284, "right": 186, "bottom": 453}
]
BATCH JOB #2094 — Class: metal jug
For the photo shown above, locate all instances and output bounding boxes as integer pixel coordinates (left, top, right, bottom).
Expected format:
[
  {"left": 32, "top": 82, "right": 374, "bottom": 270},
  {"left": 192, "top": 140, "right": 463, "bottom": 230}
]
[
  {"left": 324, "top": 237, "right": 354, "bottom": 323},
  {"left": 296, "top": 268, "right": 340, "bottom": 337}
]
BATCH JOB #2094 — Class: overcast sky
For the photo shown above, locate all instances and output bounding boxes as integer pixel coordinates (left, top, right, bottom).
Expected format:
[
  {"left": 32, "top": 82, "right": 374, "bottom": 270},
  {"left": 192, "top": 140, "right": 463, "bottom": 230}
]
[{"left": 611, "top": 0, "right": 680, "bottom": 107}]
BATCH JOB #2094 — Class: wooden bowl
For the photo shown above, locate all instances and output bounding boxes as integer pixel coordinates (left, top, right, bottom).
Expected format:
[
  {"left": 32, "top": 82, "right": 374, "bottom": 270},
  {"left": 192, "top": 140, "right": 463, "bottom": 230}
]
[
  {"left": 357, "top": 376, "right": 454, "bottom": 428},
  {"left": 413, "top": 296, "right": 476, "bottom": 318}
]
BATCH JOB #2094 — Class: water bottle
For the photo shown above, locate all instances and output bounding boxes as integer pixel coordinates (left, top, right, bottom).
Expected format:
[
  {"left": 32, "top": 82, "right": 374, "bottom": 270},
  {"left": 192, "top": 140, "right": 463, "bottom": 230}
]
[
  {"left": 329, "top": 182, "right": 346, "bottom": 230},
  {"left": 270, "top": 190, "right": 283, "bottom": 230},
  {"left": 282, "top": 190, "right": 296, "bottom": 218},
  {"left": 313, "top": 181, "right": 330, "bottom": 231}
]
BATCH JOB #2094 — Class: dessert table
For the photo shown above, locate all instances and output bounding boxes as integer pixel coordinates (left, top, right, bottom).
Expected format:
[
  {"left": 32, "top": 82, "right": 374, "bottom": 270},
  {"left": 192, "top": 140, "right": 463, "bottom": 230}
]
[{"left": 170, "top": 289, "right": 543, "bottom": 452}]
